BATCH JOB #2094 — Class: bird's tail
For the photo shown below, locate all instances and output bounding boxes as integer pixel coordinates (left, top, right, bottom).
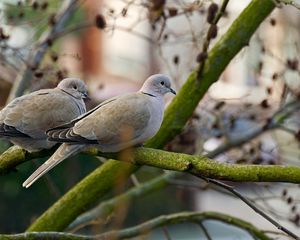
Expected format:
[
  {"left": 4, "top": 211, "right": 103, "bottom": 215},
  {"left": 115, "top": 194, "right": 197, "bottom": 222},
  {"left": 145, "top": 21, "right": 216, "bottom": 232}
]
[{"left": 22, "top": 143, "right": 86, "bottom": 188}]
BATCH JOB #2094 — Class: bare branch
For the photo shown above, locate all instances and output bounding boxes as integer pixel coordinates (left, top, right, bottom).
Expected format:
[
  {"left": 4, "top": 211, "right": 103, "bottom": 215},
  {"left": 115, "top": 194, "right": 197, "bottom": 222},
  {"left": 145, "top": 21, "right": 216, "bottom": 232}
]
[
  {"left": 0, "top": 212, "right": 271, "bottom": 240},
  {"left": 276, "top": 0, "right": 300, "bottom": 10},
  {"left": 197, "top": 0, "right": 231, "bottom": 76},
  {"left": 194, "top": 176, "right": 300, "bottom": 240},
  {"left": 67, "top": 172, "right": 178, "bottom": 231}
]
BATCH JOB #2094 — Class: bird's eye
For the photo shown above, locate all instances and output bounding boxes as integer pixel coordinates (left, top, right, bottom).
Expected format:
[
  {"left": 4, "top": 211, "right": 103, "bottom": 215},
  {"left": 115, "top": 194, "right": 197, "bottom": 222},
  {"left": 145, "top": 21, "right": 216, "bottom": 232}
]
[
  {"left": 160, "top": 81, "right": 164, "bottom": 85},
  {"left": 73, "top": 85, "right": 77, "bottom": 90}
]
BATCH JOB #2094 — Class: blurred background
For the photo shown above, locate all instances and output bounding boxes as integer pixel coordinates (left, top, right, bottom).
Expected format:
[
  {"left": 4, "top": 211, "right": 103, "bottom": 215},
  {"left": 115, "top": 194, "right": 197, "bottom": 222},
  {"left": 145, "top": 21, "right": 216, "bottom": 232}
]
[{"left": 0, "top": 0, "right": 300, "bottom": 239}]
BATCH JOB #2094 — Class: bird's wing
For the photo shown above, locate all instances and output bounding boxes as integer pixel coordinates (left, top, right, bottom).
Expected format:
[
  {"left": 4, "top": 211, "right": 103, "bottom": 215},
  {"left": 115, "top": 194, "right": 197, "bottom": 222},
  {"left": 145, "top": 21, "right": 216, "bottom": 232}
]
[
  {"left": 47, "top": 97, "right": 117, "bottom": 136},
  {"left": 48, "top": 93, "right": 151, "bottom": 146},
  {"left": 0, "top": 89, "right": 84, "bottom": 139}
]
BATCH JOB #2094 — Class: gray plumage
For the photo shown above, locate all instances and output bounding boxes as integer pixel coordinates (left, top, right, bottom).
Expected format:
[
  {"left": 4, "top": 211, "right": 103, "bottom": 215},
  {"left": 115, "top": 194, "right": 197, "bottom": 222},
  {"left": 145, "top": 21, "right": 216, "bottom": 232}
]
[
  {"left": 0, "top": 78, "right": 87, "bottom": 152},
  {"left": 23, "top": 74, "right": 176, "bottom": 188}
]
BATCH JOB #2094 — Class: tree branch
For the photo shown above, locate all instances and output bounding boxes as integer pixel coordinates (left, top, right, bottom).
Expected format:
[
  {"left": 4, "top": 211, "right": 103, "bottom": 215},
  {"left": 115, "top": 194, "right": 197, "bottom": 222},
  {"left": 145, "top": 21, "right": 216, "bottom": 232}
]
[
  {"left": 88, "top": 147, "right": 300, "bottom": 183},
  {"left": 0, "top": 146, "right": 51, "bottom": 175},
  {"left": 195, "top": 176, "right": 300, "bottom": 240},
  {"left": 67, "top": 172, "right": 178, "bottom": 231},
  {"left": 3, "top": 146, "right": 300, "bottom": 184},
  {"left": 0, "top": 212, "right": 271, "bottom": 240},
  {"left": 23, "top": 146, "right": 300, "bottom": 232},
  {"left": 197, "top": 0, "right": 230, "bottom": 75},
  {"left": 276, "top": 0, "right": 300, "bottom": 10}
]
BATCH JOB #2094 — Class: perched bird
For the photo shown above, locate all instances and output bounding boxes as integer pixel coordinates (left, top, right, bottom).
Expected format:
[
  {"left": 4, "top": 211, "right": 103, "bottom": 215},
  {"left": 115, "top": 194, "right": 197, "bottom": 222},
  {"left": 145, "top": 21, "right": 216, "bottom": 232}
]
[
  {"left": 0, "top": 78, "right": 88, "bottom": 152},
  {"left": 23, "top": 74, "right": 176, "bottom": 188}
]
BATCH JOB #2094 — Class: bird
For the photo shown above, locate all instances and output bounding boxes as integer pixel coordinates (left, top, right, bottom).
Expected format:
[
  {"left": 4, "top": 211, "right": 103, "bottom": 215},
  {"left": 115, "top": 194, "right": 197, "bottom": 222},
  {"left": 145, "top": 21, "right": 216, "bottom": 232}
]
[
  {"left": 22, "top": 74, "right": 176, "bottom": 188},
  {"left": 0, "top": 78, "right": 88, "bottom": 152}
]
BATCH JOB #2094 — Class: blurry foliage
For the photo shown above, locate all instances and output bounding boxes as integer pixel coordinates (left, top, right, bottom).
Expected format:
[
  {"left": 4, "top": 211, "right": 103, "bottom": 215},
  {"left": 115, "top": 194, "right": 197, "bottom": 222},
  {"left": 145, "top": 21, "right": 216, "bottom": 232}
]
[
  {"left": 3, "top": 0, "right": 85, "bottom": 40},
  {"left": 0, "top": 150, "right": 100, "bottom": 232}
]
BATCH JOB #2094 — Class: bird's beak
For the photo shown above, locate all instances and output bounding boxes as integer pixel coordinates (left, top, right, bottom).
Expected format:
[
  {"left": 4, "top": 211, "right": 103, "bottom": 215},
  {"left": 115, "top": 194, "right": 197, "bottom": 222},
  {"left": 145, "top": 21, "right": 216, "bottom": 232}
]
[
  {"left": 82, "top": 92, "right": 90, "bottom": 100},
  {"left": 169, "top": 88, "right": 176, "bottom": 95}
]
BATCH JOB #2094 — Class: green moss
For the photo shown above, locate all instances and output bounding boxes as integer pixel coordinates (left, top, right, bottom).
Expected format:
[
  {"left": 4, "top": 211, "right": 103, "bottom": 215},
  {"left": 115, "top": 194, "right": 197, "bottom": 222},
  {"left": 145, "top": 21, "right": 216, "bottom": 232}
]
[{"left": 27, "top": 160, "right": 136, "bottom": 231}]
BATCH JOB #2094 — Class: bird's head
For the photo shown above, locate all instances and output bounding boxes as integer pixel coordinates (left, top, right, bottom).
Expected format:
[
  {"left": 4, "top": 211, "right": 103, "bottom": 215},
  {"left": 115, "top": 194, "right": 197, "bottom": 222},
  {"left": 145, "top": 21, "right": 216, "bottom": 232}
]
[
  {"left": 140, "top": 74, "right": 176, "bottom": 97},
  {"left": 58, "top": 78, "right": 88, "bottom": 99}
]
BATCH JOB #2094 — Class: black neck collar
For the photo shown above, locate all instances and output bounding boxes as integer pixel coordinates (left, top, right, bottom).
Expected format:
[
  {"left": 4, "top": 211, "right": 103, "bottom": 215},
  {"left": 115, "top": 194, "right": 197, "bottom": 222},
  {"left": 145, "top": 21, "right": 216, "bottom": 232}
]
[
  {"left": 141, "top": 91, "right": 156, "bottom": 97},
  {"left": 60, "top": 88, "right": 78, "bottom": 99}
]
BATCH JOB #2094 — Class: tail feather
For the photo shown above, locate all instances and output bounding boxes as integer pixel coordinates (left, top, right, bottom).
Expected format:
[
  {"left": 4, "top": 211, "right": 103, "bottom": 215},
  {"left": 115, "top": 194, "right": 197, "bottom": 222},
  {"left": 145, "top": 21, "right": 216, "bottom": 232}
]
[{"left": 22, "top": 143, "right": 86, "bottom": 188}]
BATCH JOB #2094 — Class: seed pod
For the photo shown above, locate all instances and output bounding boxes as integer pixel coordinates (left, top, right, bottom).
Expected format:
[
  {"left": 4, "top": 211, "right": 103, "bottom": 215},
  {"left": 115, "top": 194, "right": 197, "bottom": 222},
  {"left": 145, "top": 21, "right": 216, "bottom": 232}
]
[
  {"left": 18, "top": 11, "right": 24, "bottom": 19},
  {"left": 295, "top": 130, "right": 300, "bottom": 141},
  {"left": 196, "top": 52, "right": 207, "bottom": 63},
  {"left": 151, "top": 0, "right": 166, "bottom": 11},
  {"left": 207, "top": 3, "right": 218, "bottom": 24},
  {"left": 95, "top": 14, "right": 106, "bottom": 29},
  {"left": 0, "top": 28, "right": 9, "bottom": 40},
  {"left": 207, "top": 24, "right": 218, "bottom": 40},
  {"left": 56, "top": 70, "right": 64, "bottom": 80},
  {"left": 293, "top": 214, "right": 300, "bottom": 225},
  {"left": 41, "top": 2, "right": 49, "bottom": 10},
  {"left": 214, "top": 101, "right": 225, "bottom": 110},
  {"left": 46, "top": 38, "right": 53, "bottom": 46},
  {"left": 121, "top": 8, "right": 127, "bottom": 17},
  {"left": 32, "top": 1, "right": 39, "bottom": 10},
  {"left": 51, "top": 53, "right": 58, "bottom": 62},
  {"left": 272, "top": 73, "right": 278, "bottom": 80},
  {"left": 282, "top": 189, "right": 287, "bottom": 197},
  {"left": 252, "top": 157, "right": 262, "bottom": 164},
  {"left": 48, "top": 14, "right": 56, "bottom": 26},
  {"left": 34, "top": 71, "right": 44, "bottom": 78},
  {"left": 266, "top": 87, "right": 272, "bottom": 95},
  {"left": 168, "top": 7, "right": 178, "bottom": 17},
  {"left": 260, "top": 99, "right": 269, "bottom": 109},
  {"left": 173, "top": 55, "right": 179, "bottom": 65},
  {"left": 270, "top": 18, "right": 276, "bottom": 26},
  {"left": 287, "top": 59, "right": 298, "bottom": 71}
]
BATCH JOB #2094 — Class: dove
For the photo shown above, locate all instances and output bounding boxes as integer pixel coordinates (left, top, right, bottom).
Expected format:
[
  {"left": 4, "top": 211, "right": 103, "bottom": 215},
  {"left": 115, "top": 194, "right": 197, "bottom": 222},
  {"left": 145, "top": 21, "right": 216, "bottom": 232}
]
[
  {"left": 22, "top": 74, "right": 176, "bottom": 188},
  {"left": 0, "top": 78, "right": 88, "bottom": 152}
]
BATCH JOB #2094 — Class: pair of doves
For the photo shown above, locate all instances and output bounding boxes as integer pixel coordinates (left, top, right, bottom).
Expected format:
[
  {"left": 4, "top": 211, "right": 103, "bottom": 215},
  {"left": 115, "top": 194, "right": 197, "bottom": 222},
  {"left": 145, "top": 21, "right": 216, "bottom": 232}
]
[{"left": 0, "top": 74, "right": 175, "bottom": 188}]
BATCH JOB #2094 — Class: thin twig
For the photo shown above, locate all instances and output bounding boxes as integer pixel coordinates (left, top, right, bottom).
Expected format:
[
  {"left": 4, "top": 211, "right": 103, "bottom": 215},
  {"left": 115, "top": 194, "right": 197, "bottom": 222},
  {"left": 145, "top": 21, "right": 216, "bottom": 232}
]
[
  {"left": 67, "top": 172, "right": 178, "bottom": 231},
  {"left": 0, "top": 211, "right": 271, "bottom": 240},
  {"left": 197, "top": 222, "right": 213, "bottom": 240},
  {"left": 208, "top": 99, "right": 298, "bottom": 157},
  {"left": 197, "top": 0, "right": 230, "bottom": 77},
  {"left": 276, "top": 0, "right": 300, "bottom": 10},
  {"left": 162, "top": 226, "right": 172, "bottom": 240},
  {"left": 194, "top": 175, "right": 300, "bottom": 240}
]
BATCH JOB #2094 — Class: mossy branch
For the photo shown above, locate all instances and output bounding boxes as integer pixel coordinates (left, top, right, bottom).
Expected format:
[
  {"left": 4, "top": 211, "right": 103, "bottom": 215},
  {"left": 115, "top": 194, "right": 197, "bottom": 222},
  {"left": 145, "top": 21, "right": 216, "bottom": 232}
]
[
  {"left": 26, "top": 146, "right": 300, "bottom": 232},
  {"left": 67, "top": 172, "right": 178, "bottom": 231},
  {"left": 0, "top": 0, "right": 277, "bottom": 232},
  {"left": 0, "top": 212, "right": 271, "bottom": 240},
  {"left": 104, "top": 147, "right": 300, "bottom": 183},
  {"left": 0, "top": 146, "right": 51, "bottom": 175},
  {"left": 4, "top": 144, "right": 300, "bottom": 185}
]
